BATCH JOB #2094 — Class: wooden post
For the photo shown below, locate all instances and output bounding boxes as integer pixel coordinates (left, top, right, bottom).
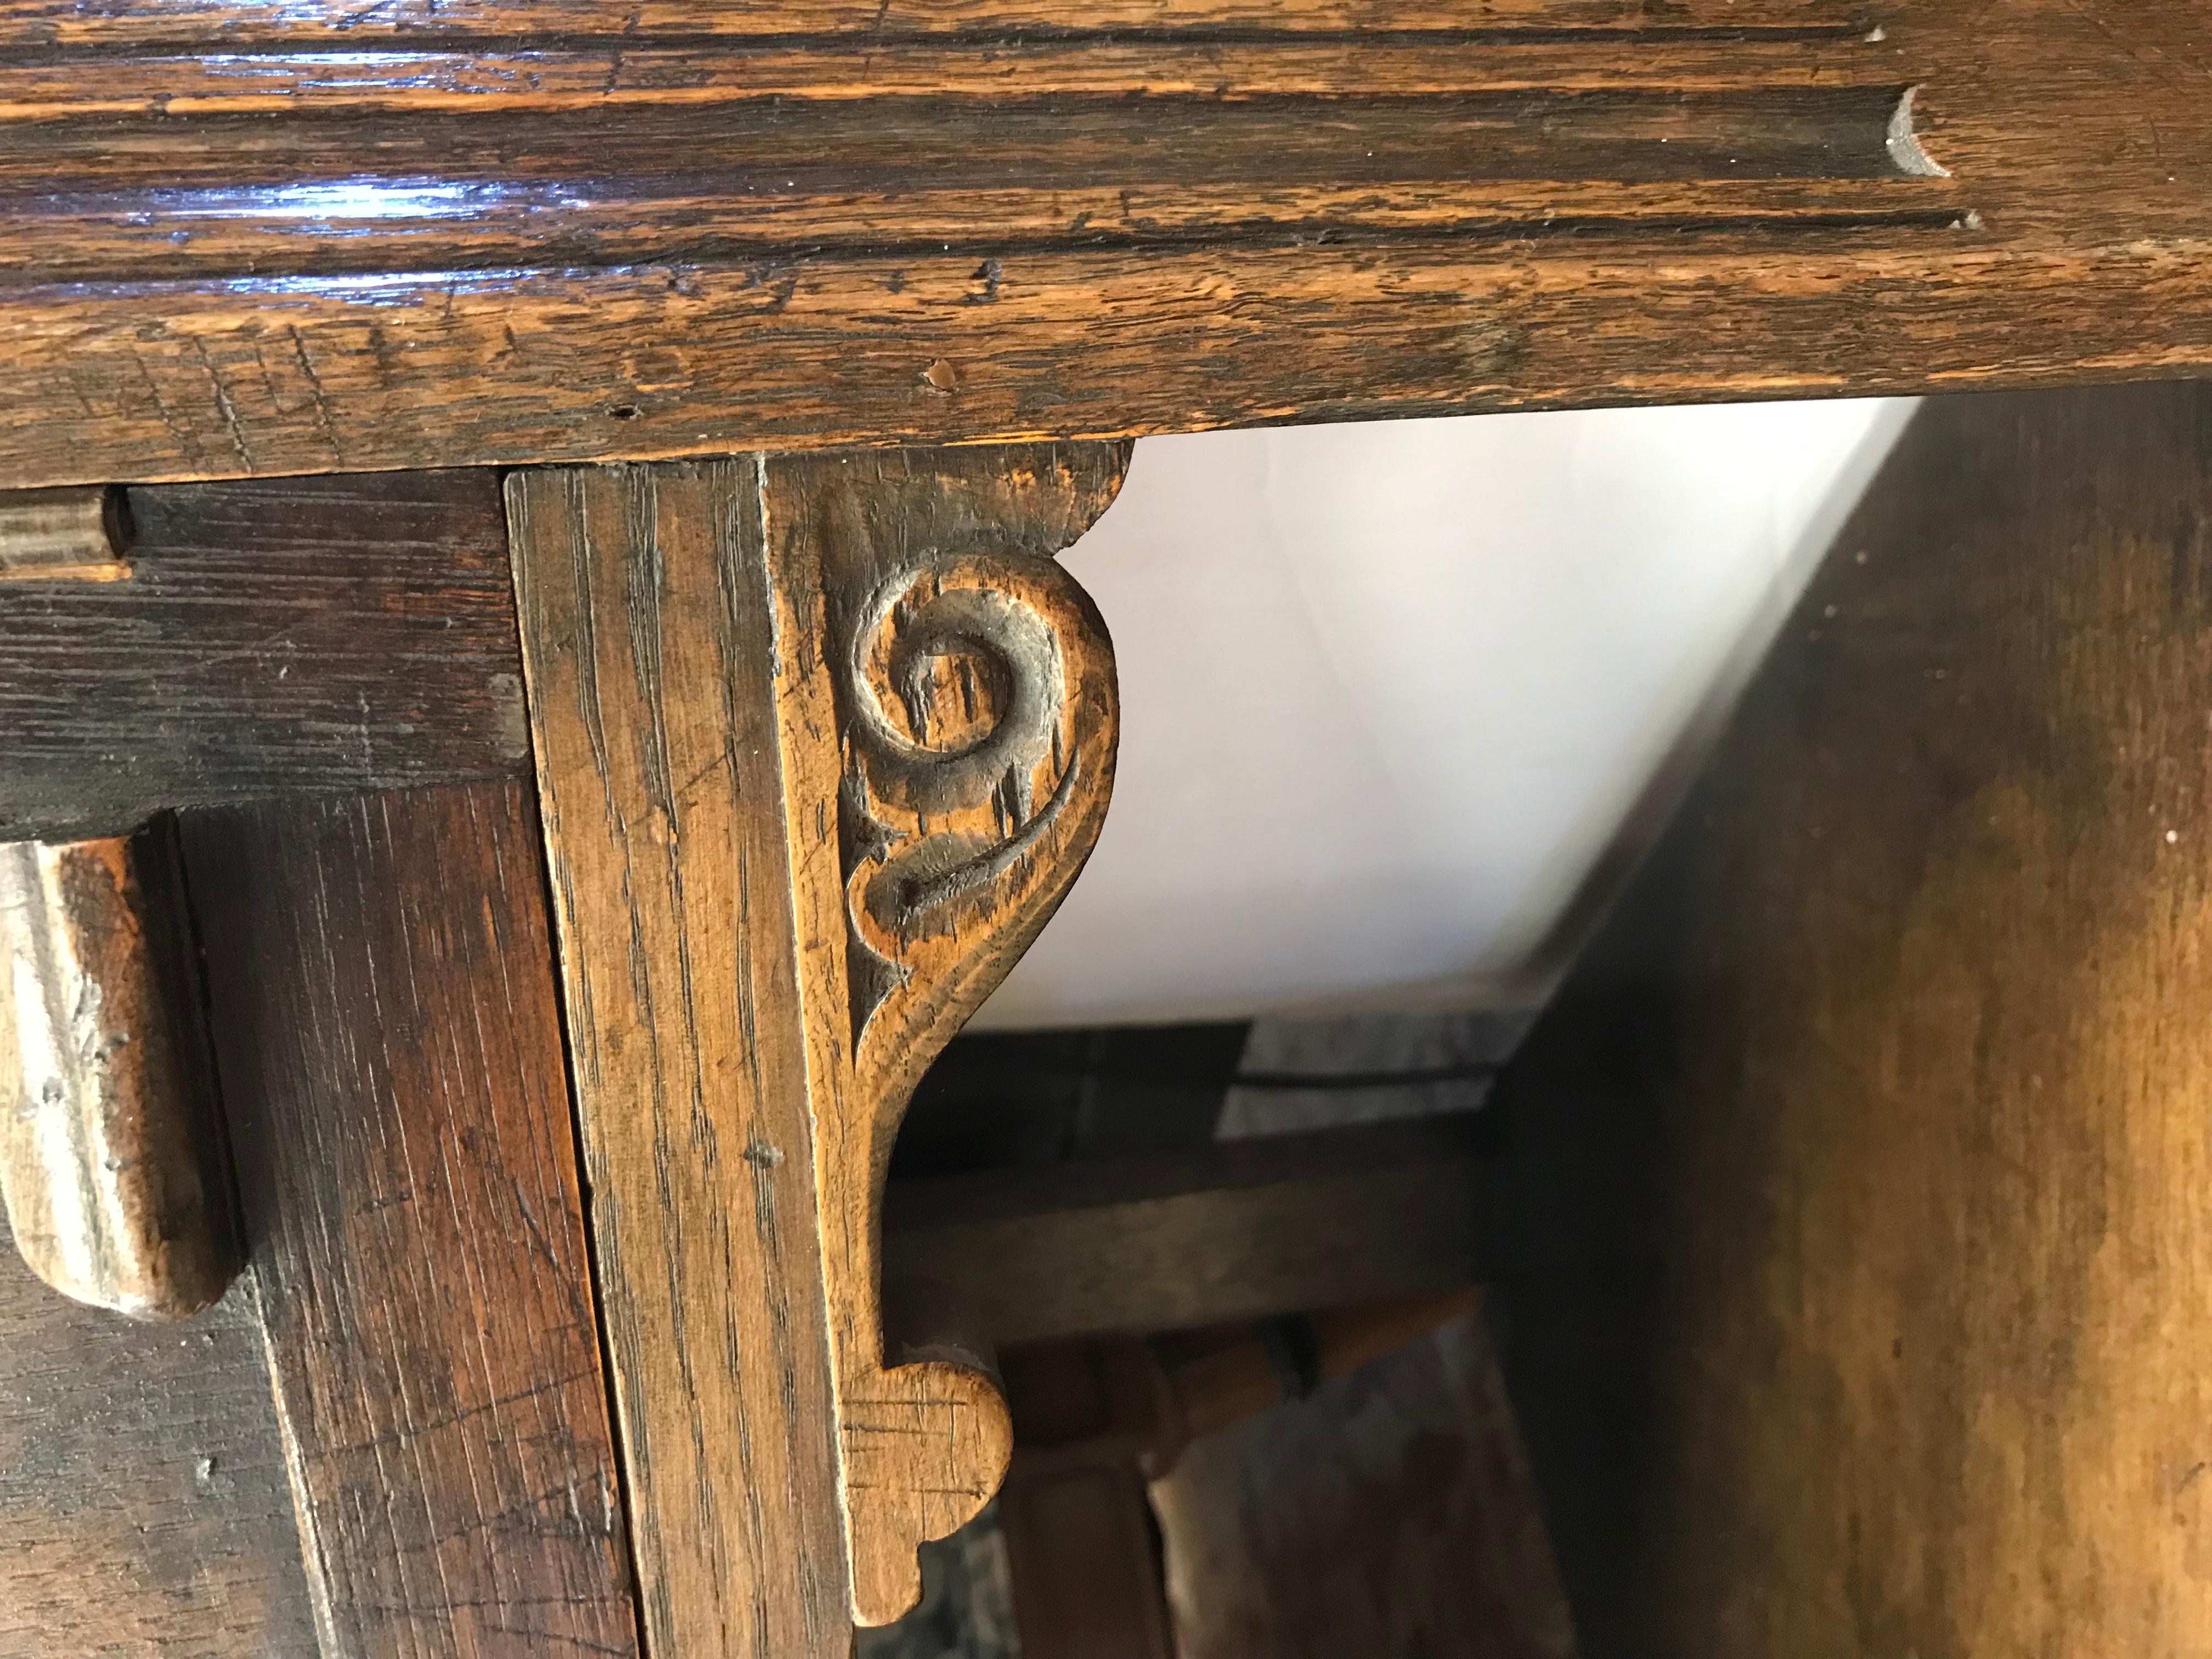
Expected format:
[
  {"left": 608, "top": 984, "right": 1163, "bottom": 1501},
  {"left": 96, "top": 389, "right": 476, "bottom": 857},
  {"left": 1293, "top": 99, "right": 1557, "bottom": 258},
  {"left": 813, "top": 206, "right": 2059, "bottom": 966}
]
[
  {"left": 0, "top": 822, "right": 234, "bottom": 1321},
  {"left": 509, "top": 443, "right": 1125, "bottom": 1653}
]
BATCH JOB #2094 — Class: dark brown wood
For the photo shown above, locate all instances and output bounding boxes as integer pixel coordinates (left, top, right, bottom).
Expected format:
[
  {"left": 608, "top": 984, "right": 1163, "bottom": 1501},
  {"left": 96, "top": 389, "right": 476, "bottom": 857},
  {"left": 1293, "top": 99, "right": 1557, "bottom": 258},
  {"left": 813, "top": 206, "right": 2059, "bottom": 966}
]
[
  {"left": 0, "top": 1252, "right": 319, "bottom": 1659},
  {"left": 1486, "top": 380, "right": 2212, "bottom": 1656},
  {"left": 177, "top": 783, "right": 641, "bottom": 1659},
  {"left": 0, "top": 823, "right": 236, "bottom": 1321},
  {"left": 886, "top": 1119, "right": 1493, "bottom": 1345},
  {"left": 0, "top": 2, "right": 2202, "bottom": 484},
  {"left": 0, "top": 472, "right": 526, "bottom": 842},
  {"left": 998, "top": 1459, "right": 1175, "bottom": 1659},
  {"left": 0, "top": 487, "right": 127, "bottom": 582},
  {"left": 510, "top": 442, "right": 1123, "bottom": 1645}
]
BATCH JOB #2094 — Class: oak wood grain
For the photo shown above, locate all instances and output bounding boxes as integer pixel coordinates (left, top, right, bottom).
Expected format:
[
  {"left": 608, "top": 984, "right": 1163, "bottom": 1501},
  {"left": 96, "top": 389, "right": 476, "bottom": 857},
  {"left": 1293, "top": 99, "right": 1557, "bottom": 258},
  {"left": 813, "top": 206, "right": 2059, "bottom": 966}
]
[
  {"left": 1487, "top": 380, "right": 2212, "bottom": 1657},
  {"left": 510, "top": 442, "right": 1121, "bottom": 1647},
  {"left": 0, "top": 824, "right": 236, "bottom": 1322},
  {"left": 178, "top": 784, "right": 640, "bottom": 1659},
  {"left": 0, "top": 1257, "right": 319, "bottom": 1659},
  {"left": 0, "top": 0, "right": 1871, "bottom": 49},
  {"left": 0, "top": 472, "right": 526, "bottom": 842},
  {"left": 0, "top": 0, "right": 2199, "bottom": 484}
]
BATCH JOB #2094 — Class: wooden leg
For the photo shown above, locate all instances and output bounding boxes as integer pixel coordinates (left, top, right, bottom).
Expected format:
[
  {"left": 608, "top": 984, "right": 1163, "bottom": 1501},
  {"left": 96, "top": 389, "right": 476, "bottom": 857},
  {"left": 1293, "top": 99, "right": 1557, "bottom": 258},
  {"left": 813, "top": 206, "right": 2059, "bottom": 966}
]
[{"left": 509, "top": 443, "right": 1126, "bottom": 1651}]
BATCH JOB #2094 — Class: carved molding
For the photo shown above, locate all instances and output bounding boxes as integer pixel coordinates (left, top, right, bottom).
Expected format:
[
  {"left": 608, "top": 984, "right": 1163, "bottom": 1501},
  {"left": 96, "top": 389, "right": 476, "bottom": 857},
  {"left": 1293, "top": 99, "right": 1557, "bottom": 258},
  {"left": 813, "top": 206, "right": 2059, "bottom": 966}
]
[{"left": 0, "top": 822, "right": 236, "bottom": 1321}]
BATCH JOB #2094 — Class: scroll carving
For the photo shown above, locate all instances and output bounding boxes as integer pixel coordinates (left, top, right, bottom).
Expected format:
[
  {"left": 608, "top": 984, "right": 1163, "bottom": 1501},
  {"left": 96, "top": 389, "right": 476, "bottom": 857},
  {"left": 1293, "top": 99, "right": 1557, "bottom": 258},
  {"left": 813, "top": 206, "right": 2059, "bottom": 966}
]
[
  {"left": 511, "top": 443, "right": 1125, "bottom": 1654},
  {"left": 770, "top": 453, "right": 1122, "bottom": 1627}
]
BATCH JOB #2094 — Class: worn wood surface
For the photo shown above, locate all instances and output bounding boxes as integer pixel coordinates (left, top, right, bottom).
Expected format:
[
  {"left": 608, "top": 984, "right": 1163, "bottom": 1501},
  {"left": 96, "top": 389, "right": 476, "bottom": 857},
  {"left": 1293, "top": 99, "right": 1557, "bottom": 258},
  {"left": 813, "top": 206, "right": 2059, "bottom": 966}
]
[
  {"left": 1151, "top": 1309, "right": 1574, "bottom": 1659},
  {"left": 1486, "top": 380, "right": 2212, "bottom": 1656},
  {"left": 0, "top": 824, "right": 235, "bottom": 1322},
  {"left": 0, "top": 1, "right": 2202, "bottom": 483},
  {"left": 178, "top": 784, "right": 640, "bottom": 1659},
  {"left": 0, "top": 472, "right": 526, "bottom": 842},
  {"left": 886, "top": 1118, "right": 1492, "bottom": 1345},
  {"left": 0, "top": 487, "right": 128, "bottom": 582},
  {"left": 511, "top": 442, "right": 1121, "bottom": 1646},
  {"left": 0, "top": 1253, "right": 319, "bottom": 1659}
]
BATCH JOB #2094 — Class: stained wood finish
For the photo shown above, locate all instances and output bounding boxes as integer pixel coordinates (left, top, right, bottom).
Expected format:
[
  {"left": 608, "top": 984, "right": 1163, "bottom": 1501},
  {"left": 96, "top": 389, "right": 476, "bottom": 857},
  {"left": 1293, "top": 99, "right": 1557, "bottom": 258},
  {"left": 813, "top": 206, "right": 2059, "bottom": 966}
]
[
  {"left": 0, "top": 824, "right": 235, "bottom": 1322},
  {"left": 0, "top": 487, "right": 127, "bottom": 582},
  {"left": 1487, "top": 381, "right": 2212, "bottom": 1656},
  {"left": 0, "top": 0, "right": 1865, "bottom": 47},
  {"left": 0, "top": 1255, "right": 319, "bottom": 1659},
  {"left": 0, "top": 2, "right": 2203, "bottom": 484},
  {"left": 178, "top": 785, "right": 640, "bottom": 1659},
  {"left": 510, "top": 442, "right": 1122, "bottom": 1646},
  {"left": 0, "top": 471, "right": 526, "bottom": 842},
  {"left": 886, "top": 1118, "right": 1493, "bottom": 1345}
]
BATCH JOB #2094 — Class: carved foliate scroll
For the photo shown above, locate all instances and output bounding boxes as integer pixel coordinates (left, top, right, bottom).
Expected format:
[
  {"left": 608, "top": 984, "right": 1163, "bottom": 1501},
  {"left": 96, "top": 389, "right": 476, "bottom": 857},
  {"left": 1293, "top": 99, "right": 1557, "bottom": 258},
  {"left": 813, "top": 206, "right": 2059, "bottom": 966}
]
[
  {"left": 768, "top": 453, "right": 1120, "bottom": 1626},
  {"left": 511, "top": 442, "right": 1124, "bottom": 1656}
]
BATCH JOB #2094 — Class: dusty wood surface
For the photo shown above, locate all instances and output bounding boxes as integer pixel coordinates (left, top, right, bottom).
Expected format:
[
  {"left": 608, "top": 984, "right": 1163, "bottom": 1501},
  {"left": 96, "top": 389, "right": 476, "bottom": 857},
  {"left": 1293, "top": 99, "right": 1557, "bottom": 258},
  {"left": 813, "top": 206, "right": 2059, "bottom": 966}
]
[
  {"left": 178, "top": 783, "right": 640, "bottom": 1659},
  {"left": 1151, "top": 1310, "right": 1574, "bottom": 1659},
  {"left": 0, "top": 1254, "right": 318, "bottom": 1659},
  {"left": 0, "top": 471, "right": 526, "bottom": 842},
  {"left": 0, "top": 1, "right": 2202, "bottom": 483},
  {"left": 511, "top": 441, "right": 1121, "bottom": 1646},
  {"left": 0, "top": 487, "right": 128, "bottom": 582},
  {"left": 0, "top": 825, "right": 235, "bottom": 1321},
  {"left": 1487, "top": 380, "right": 2212, "bottom": 1656},
  {"left": 886, "top": 1119, "right": 1492, "bottom": 1345}
]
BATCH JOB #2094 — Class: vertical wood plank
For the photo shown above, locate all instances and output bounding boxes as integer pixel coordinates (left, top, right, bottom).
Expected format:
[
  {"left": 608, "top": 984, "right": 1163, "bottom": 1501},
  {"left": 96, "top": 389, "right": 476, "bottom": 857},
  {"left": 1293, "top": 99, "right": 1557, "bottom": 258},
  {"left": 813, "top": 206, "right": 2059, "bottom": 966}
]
[
  {"left": 0, "top": 1255, "right": 318, "bottom": 1659},
  {"left": 510, "top": 445, "right": 1125, "bottom": 1651},
  {"left": 1487, "top": 381, "right": 2212, "bottom": 1657},
  {"left": 509, "top": 461, "right": 853, "bottom": 1659},
  {"left": 178, "top": 783, "right": 641, "bottom": 1659}
]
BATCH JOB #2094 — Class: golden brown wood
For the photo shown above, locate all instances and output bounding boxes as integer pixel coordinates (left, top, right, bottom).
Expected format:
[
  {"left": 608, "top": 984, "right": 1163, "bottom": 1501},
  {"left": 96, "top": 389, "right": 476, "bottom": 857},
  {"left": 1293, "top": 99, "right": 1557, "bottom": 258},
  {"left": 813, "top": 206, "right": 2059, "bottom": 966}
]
[
  {"left": 0, "top": 1, "right": 2201, "bottom": 484},
  {"left": 0, "top": 487, "right": 127, "bottom": 582},
  {"left": 1487, "top": 380, "right": 2212, "bottom": 1656},
  {"left": 0, "top": 823, "right": 235, "bottom": 1322},
  {"left": 510, "top": 442, "right": 1122, "bottom": 1647}
]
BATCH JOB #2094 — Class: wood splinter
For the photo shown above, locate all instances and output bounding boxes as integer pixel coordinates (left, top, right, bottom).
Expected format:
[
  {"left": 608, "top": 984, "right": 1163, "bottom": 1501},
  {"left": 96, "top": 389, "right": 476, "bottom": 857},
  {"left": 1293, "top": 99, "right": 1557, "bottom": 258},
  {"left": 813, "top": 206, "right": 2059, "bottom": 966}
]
[
  {"left": 0, "top": 822, "right": 237, "bottom": 1321},
  {"left": 510, "top": 442, "right": 1124, "bottom": 1654}
]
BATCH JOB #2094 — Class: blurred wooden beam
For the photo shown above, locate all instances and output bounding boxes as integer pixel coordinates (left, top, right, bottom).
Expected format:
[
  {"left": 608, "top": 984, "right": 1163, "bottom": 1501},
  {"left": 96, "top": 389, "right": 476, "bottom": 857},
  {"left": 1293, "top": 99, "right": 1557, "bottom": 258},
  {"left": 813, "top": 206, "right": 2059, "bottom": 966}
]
[{"left": 885, "top": 1118, "right": 1491, "bottom": 1346}]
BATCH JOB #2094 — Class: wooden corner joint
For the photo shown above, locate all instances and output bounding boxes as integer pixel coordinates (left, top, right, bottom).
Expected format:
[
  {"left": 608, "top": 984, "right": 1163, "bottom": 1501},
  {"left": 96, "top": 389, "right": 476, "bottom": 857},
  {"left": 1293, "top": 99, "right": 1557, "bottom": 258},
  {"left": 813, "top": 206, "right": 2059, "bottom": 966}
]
[
  {"left": 510, "top": 441, "right": 1126, "bottom": 1649},
  {"left": 0, "top": 822, "right": 237, "bottom": 1321}
]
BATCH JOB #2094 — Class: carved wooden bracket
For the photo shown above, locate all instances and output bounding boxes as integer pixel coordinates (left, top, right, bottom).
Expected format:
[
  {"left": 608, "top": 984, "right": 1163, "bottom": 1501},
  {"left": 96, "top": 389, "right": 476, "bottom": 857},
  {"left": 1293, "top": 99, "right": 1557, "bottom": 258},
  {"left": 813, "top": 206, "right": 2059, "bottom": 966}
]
[
  {"left": 0, "top": 822, "right": 236, "bottom": 1320},
  {"left": 509, "top": 442, "right": 1124, "bottom": 1651}
]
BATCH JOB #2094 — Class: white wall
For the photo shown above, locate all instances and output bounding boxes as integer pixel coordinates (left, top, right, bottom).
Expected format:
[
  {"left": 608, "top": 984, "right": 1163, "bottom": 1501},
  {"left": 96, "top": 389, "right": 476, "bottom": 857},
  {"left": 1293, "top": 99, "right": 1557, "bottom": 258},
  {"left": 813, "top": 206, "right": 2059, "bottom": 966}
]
[{"left": 974, "top": 398, "right": 1917, "bottom": 1030}]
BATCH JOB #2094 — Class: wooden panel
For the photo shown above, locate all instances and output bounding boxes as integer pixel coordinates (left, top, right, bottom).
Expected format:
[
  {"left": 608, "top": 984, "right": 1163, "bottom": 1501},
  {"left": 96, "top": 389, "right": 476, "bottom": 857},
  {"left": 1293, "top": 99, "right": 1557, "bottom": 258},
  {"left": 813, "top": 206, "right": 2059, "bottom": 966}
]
[
  {"left": 510, "top": 442, "right": 1122, "bottom": 1645},
  {"left": 1485, "top": 381, "right": 2212, "bottom": 1656},
  {"left": 885, "top": 1119, "right": 1493, "bottom": 1345},
  {"left": 0, "top": 472, "right": 526, "bottom": 841},
  {"left": 1150, "top": 1309, "right": 1572, "bottom": 1659},
  {"left": 0, "top": 1, "right": 2203, "bottom": 484},
  {"left": 178, "top": 784, "right": 640, "bottom": 1659},
  {"left": 0, "top": 1254, "right": 319, "bottom": 1659},
  {"left": 0, "top": 825, "right": 235, "bottom": 1321}
]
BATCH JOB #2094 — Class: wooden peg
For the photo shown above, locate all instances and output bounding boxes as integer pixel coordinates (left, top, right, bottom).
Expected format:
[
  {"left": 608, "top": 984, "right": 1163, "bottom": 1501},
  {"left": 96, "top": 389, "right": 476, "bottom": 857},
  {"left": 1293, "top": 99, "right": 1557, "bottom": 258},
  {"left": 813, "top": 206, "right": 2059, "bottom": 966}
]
[
  {"left": 0, "top": 486, "right": 131, "bottom": 583},
  {"left": 510, "top": 442, "right": 1125, "bottom": 1654},
  {"left": 0, "top": 822, "right": 236, "bottom": 1321}
]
